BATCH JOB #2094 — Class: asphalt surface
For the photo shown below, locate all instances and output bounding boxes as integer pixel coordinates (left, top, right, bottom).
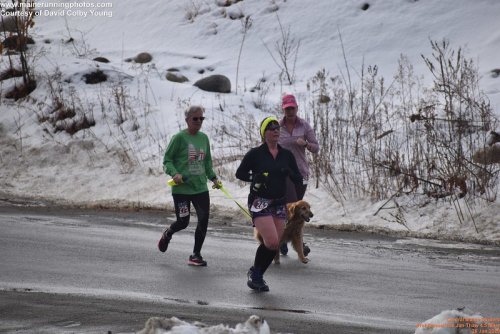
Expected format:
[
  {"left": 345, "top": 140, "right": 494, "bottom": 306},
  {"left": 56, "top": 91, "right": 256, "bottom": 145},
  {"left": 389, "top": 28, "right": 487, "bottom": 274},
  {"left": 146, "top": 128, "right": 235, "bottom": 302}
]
[{"left": 0, "top": 201, "right": 499, "bottom": 333}]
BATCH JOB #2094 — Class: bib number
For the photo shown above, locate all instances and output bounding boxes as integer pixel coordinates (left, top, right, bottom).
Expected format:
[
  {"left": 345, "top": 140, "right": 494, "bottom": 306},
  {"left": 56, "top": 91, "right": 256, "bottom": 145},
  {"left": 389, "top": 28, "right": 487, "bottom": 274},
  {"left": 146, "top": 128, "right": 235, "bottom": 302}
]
[{"left": 250, "top": 197, "right": 272, "bottom": 212}]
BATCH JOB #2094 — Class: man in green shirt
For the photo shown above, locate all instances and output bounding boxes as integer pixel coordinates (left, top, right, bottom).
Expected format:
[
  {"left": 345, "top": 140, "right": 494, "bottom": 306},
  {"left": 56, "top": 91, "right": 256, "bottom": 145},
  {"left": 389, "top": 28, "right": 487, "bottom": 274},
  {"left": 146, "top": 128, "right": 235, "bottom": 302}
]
[{"left": 158, "top": 105, "right": 220, "bottom": 266}]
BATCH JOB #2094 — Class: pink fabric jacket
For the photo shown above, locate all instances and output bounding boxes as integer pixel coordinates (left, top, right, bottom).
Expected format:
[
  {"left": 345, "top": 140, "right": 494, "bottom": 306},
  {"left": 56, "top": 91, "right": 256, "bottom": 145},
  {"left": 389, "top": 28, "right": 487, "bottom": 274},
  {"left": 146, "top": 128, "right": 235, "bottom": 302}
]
[{"left": 278, "top": 117, "right": 319, "bottom": 179}]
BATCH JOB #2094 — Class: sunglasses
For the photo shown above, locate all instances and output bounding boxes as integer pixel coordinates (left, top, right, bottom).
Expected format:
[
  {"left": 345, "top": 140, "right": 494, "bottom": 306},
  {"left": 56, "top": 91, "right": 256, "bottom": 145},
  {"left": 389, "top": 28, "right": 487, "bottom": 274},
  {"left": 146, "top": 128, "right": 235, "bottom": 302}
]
[
  {"left": 266, "top": 124, "right": 280, "bottom": 131},
  {"left": 191, "top": 117, "right": 205, "bottom": 121}
]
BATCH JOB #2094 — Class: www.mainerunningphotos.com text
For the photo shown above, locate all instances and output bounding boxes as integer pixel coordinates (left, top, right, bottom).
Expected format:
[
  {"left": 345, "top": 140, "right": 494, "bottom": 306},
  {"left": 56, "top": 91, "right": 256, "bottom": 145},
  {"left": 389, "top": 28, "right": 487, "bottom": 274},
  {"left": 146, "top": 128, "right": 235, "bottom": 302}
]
[
  {"left": 0, "top": 2, "right": 112, "bottom": 10},
  {"left": 1, "top": 2, "right": 113, "bottom": 18}
]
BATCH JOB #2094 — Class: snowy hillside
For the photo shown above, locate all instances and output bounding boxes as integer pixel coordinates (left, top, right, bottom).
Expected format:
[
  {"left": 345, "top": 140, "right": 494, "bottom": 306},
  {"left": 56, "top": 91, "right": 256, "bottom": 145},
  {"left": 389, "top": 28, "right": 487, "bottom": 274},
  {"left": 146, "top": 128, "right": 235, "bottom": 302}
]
[{"left": 0, "top": 0, "right": 499, "bottom": 245}]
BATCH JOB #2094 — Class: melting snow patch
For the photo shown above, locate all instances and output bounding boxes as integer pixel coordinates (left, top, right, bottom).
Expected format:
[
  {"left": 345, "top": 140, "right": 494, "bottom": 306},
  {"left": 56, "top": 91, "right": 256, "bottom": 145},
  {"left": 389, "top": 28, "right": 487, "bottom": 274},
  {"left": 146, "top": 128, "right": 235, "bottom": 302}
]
[{"left": 137, "top": 314, "right": 272, "bottom": 334}]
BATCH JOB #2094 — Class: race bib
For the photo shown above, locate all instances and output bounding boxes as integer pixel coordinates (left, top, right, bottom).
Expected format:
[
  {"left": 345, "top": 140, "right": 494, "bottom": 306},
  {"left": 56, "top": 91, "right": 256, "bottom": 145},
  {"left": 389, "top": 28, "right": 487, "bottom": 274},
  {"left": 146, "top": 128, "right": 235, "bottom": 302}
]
[
  {"left": 250, "top": 197, "right": 272, "bottom": 212},
  {"left": 178, "top": 201, "right": 189, "bottom": 218}
]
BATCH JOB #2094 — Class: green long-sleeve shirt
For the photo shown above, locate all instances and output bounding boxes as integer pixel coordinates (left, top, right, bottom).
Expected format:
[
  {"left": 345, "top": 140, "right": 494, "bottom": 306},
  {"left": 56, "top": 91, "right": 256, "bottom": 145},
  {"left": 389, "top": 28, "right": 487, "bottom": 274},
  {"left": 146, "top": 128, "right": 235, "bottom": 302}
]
[{"left": 163, "top": 129, "right": 216, "bottom": 195}]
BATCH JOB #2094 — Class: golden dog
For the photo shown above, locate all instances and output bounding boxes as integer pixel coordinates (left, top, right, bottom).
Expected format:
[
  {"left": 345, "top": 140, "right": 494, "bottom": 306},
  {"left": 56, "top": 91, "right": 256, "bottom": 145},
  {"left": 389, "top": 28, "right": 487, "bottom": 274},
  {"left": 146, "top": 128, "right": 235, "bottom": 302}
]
[{"left": 255, "top": 200, "right": 313, "bottom": 264}]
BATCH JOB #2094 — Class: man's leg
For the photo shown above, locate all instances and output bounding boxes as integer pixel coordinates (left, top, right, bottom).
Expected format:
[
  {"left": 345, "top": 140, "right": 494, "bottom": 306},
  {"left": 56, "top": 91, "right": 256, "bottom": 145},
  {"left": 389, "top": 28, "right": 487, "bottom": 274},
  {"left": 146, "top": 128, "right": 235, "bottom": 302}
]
[
  {"left": 191, "top": 191, "right": 210, "bottom": 255},
  {"left": 158, "top": 194, "right": 191, "bottom": 252}
]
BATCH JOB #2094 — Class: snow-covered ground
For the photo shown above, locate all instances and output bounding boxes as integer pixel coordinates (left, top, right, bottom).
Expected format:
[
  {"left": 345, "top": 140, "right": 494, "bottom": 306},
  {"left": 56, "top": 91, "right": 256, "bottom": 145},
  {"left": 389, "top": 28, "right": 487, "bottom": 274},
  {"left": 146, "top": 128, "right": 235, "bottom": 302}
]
[
  {"left": 1, "top": 1, "right": 499, "bottom": 243},
  {"left": 3, "top": 0, "right": 498, "bottom": 244},
  {"left": 138, "top": 314, "right": 271, "bottom": 334},
  {"left": 1, "top": 1, "right": 499, "bottom": 332},
  {"left": 137, "top": 309, "right": 494, "bottom": 334}
]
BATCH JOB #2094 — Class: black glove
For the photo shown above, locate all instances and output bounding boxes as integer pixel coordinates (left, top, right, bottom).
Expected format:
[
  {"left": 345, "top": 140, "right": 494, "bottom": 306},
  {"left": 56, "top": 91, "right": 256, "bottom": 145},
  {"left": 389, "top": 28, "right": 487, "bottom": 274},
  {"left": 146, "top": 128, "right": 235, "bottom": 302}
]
[
  {"left": 251, "top": 173, "right": 268, "bottom": 192},
  {"left": 252, "top": 173, "right": 267, "bottom": 183}
]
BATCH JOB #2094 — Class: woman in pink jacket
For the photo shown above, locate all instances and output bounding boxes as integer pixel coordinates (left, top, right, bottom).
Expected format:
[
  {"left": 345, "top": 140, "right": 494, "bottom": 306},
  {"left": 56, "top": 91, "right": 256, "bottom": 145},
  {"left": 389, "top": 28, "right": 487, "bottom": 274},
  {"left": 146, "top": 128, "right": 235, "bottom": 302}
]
[{"left": 278, "top": 94, "right": 320, "bottom": 256}]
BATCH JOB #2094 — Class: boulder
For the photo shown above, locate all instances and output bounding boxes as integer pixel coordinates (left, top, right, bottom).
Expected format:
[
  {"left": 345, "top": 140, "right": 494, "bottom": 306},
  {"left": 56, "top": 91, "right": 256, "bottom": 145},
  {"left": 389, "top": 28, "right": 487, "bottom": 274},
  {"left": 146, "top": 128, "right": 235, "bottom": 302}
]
[
  {"left": 93, "top": 57, "right": 110, "bottom": 63},
  {"left": 193, "top": 74, "right": 231, "bottom": 93},
  {"left": 166, "top": 72, "right": 189, "bottom": 83},
  {"left": 125, "top": 52, "right": 153, "bottom": 64}
]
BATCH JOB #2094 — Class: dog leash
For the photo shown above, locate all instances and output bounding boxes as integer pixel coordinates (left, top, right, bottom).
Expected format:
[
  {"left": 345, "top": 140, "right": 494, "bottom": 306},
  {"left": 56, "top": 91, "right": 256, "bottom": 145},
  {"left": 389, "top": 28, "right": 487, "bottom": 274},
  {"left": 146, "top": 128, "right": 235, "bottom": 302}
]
[
  {"left": 213, "top": 183, "right": 252, "bottom": 220},
  {"left": 219, "top": 186, "right": 253, "bottom": 220}
]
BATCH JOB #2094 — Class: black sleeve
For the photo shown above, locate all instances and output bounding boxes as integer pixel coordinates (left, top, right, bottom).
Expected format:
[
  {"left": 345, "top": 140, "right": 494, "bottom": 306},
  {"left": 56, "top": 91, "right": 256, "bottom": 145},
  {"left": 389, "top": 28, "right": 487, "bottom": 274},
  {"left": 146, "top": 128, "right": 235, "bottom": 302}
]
[{"left": 235, "top": 149, "right": 254, "bottom": 182}]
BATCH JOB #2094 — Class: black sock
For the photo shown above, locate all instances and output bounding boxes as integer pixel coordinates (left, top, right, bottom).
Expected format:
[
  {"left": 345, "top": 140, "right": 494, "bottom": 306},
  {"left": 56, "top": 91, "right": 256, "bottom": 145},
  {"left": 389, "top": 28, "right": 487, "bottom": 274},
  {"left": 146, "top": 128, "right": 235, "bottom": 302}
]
[{"left": 254, "top": 244, "right": 277, "bottom": 275}]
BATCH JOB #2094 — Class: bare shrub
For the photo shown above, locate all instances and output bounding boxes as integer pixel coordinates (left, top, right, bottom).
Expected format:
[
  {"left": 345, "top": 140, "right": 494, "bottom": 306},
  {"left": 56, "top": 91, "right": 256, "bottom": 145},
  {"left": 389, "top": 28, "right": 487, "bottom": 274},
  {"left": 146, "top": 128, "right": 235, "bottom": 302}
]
[
  {"left": 184, "top": 0, "right": 210, "bottom": 23},
  {"left": 235, "top": 16, "right": 252, "bottom": 94},
  {"left": 209, "top": 99, "right": 262, "bottom": 173},
  {"left": 263, "top": 13, "right": 300, "bottom": 86},
  {"left": 54, "top": 114, "right": 96, "bottom": 135},
  {"left": 38, "top": 69, "right": 96, "bottom": 135},
  {"left": 1, "top": 0, "right": 37, "bottom": 99},
  {"left": 63, "top": 19, "right": 96, "bottom": 58},
  {"left": 0, "top": 68, "right": 23, "bottom": 81},
  {"left": 414, "top": 40, "right": 498, "bottom": 203},
  {"left": 306, "top": 40, "right": 498, "bottom": 223},
  {"left": 250, "top": 73, "right": 273, "bottom": 110}
]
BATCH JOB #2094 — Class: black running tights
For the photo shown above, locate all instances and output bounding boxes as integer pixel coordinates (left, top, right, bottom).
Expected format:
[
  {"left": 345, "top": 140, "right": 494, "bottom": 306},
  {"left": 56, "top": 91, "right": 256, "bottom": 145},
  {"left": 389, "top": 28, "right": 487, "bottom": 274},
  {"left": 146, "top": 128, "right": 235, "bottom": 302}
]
[{"left": 170, "top": 191, "right": 210, "bottom": 255}]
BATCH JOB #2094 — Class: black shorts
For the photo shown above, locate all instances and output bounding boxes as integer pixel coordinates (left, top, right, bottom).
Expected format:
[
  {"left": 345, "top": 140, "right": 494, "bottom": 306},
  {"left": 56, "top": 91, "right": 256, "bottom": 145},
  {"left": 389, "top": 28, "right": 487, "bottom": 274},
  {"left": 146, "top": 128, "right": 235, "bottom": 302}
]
[{"left": 248, "top": 195, "right": 287, "bottom": 223}]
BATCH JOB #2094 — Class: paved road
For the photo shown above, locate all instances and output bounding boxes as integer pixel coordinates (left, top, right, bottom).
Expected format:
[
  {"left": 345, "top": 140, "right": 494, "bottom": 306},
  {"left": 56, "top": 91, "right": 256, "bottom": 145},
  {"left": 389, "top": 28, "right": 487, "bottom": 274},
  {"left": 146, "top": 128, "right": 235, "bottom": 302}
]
[{"left": 0, "top": 203, "right": 499, "bottom": 333}]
